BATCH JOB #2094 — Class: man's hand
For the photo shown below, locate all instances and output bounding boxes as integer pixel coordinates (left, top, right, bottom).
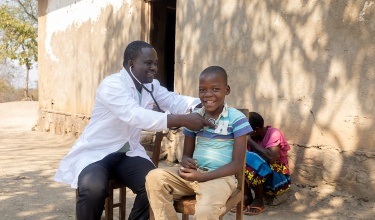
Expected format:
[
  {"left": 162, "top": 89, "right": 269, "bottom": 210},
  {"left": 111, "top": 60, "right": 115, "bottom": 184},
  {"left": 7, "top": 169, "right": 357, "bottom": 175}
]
[
  {"left": 167, "top": 113, "right": 216, "bottom": 131},
  {"left": 181, "top": 113, "right": 216, "bottom": 131}
]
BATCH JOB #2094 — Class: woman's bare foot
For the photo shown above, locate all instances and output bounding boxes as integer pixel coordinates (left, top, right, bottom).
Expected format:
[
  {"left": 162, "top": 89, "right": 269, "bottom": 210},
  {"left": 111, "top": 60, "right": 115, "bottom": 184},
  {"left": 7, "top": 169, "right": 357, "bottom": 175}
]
[{"left": 244, "top": 198, "right": 266, "bottom": 215}]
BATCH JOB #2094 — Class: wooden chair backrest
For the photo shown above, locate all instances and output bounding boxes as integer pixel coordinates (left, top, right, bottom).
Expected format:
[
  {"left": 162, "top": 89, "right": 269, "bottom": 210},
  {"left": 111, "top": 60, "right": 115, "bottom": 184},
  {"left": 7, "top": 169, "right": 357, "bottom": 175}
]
[
  {"left": 150, "top": 131, "right": 164, "bottom": 167},
  {"left": 235, "top": 109, "right": 248, "bottom": 191}
]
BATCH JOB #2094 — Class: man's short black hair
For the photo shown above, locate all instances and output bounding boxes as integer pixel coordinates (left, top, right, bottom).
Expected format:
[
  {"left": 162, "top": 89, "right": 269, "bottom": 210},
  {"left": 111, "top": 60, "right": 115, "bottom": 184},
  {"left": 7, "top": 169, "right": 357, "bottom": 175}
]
[
  {"left": 123, "top": 41, "right": 153, "bottom": 67},
  {"left": 249, "top": 112, "right": 264, "bottom": 128},
  {"left": 200, "top": 66, "right": 228, "bottom": 84}
]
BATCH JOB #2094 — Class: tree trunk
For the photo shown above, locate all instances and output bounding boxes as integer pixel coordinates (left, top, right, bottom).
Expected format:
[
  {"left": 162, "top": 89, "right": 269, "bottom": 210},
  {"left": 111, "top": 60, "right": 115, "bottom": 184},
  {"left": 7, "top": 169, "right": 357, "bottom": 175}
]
[{"left": 24, "top": 64, "right": 29, "bottom": 99}]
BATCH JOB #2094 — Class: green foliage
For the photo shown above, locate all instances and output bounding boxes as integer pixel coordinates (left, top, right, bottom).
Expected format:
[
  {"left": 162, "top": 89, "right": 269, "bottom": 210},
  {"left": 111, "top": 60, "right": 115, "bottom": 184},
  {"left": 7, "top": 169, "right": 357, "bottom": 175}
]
[
  {"left": 0, "top": 1, "right": 37, "bottom": 99},
  {"left": 0, "top": 4, "right": 37, "bottom": 69}
]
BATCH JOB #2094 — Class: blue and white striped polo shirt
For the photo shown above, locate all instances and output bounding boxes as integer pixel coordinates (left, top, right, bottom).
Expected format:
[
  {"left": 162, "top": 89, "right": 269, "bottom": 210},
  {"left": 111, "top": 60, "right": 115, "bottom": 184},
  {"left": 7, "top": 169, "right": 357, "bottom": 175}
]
[{"left": 183, "top": 104, "right": 253, "bottom": 171}]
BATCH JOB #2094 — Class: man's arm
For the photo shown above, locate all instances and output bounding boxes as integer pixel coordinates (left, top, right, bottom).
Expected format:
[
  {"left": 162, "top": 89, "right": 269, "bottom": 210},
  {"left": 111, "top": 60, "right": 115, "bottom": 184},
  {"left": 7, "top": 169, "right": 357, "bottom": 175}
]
[
  {"left": 167, "top": 113, "right": 215, "bottom": 131},
  {"left": 152, "top": 80, "right": 200, "bottom": 114}
]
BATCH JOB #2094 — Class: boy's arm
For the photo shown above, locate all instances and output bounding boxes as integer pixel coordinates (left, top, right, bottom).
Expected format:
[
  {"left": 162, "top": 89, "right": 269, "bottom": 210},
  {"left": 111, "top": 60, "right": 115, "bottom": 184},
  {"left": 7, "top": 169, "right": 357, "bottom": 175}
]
[
  {"left": 179, "top": 134, "right": 247, "bottom": 182},
  {"left": 248, "top": 137, "right": 280, "bottom": 163},
  {"left": 180, "top": 135, "right": 197, "bottom": 169}
]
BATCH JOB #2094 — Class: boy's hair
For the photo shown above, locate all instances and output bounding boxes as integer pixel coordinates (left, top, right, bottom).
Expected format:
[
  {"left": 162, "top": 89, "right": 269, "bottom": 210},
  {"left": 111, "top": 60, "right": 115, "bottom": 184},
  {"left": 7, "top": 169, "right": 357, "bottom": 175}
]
[
  {"left": 249, "top": 112, "right": 264, "bottom": 128},
  {"left": 200, "top": 66, "right": 228, "bottom": 84},
  {"left": 123, "top": 41, "right": 153, "bottom": 67}
]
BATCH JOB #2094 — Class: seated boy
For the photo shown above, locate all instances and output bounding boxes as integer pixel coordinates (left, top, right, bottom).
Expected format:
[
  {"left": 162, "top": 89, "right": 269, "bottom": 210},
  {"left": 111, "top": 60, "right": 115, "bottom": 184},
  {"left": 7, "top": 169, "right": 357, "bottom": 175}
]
[
  {"left": 235, "top": 112, "right": 291, "bottom": 215},
  {"left": 145, "top": 66, "right": 252, "bottom": 220}
]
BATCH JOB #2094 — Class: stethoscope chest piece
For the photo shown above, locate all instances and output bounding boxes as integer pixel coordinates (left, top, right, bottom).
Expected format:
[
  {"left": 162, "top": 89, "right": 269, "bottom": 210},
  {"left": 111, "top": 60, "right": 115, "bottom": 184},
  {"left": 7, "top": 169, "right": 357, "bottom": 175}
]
[{"left": 208, "top": 118, "right": 216, "bottom": 124}]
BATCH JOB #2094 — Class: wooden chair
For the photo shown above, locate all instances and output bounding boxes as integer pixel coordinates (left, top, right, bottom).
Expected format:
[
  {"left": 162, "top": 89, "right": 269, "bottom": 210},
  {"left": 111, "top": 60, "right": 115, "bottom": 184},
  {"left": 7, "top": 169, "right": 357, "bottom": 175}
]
[
  {"left": 75, "top": 131, "right": 164, "bottom": 220},
  {"left": 150, "top": 109, "right": 249, "bottom": 220}
]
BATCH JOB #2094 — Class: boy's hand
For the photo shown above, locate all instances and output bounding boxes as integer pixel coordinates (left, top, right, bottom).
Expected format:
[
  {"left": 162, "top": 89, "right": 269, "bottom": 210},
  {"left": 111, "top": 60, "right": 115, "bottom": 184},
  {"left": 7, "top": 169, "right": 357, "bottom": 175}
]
[
  {"left": 181, "top": 157, "right": 198, "bottom": 169},
  {"left": 178, "top": 167, "right": 202, "bottom": 181}
]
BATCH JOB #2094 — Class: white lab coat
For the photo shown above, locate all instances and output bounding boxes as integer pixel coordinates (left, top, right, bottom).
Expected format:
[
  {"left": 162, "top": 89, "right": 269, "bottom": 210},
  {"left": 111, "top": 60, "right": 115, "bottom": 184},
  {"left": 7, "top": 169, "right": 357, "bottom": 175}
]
[{"left": 54, "top": 68, "right": 200, "bottom": 188}]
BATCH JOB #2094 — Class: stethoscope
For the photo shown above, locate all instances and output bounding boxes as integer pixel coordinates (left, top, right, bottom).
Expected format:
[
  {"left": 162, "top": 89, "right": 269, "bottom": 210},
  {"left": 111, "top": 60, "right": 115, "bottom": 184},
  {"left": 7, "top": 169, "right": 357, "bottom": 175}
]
[
  {"left": 129, "top": 66, "right": 183, "bottom": 130},
  {"left": 129, "top": 66, "right": 162, "bottom": 113},
  {"left": 128, "top": 68, "right": 215, "bottom": 131}
]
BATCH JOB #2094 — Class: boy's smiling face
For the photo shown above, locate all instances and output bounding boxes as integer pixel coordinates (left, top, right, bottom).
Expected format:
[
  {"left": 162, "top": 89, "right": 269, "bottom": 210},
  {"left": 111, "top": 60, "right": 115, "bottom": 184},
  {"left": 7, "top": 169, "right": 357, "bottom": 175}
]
[{"left": 198, "top": 71, "right": 230, "bottom": 115}]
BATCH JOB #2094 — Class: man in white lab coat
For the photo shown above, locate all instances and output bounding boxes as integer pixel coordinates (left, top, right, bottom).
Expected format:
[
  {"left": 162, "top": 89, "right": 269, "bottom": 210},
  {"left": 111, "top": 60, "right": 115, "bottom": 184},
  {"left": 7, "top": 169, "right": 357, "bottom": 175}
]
[{"left": 54, "top": 41, "right": 214, "bottom": 220}]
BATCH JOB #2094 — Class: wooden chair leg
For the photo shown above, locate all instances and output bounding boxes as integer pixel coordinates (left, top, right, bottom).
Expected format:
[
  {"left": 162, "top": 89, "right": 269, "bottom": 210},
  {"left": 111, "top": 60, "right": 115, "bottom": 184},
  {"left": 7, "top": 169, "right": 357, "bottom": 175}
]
[
  {"left": 119, "top": 187, "right": 126, "bottom": 220},
  {"left": 75, "top": 189, "right": 79, "bottom": 220},
  {"left": 236, "top": 199, "right": 244, "bottom": 220},
  {"left": 105, "top": 188, "right": 113, "bottom": 220}
]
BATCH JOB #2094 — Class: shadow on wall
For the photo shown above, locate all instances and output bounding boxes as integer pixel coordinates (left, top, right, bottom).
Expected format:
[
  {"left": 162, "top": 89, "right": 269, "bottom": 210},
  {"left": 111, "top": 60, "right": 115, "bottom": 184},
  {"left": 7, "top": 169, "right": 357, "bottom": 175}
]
[
  {"left": 176, "top": 0, "right": 374, "bottom": 204},
  {"left": 71, "top": 4, "right": 134, "bottom": 114},
  {"left": 46, "top": 2, "right": 136, "bottom": 115}
]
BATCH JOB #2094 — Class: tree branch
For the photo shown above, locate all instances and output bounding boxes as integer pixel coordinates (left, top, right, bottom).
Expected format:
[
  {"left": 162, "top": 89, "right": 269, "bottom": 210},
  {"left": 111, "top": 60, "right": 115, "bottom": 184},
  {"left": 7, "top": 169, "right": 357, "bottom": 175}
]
[{"left": 15, "top": 0, "right": 37, "bottom": 23}]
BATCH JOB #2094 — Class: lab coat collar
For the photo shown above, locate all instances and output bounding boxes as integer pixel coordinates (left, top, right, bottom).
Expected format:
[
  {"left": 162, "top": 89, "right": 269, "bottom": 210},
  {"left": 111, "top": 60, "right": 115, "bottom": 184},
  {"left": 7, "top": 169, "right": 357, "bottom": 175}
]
[{"left": 121, "top": 68, "right": 153, "bottom": 93}]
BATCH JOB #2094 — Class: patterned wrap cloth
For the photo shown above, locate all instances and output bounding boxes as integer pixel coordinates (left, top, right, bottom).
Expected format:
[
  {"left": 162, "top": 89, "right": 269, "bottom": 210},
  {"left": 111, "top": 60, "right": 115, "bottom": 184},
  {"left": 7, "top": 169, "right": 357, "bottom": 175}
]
[{"left": 245, "top": 126, "right": 291, "bottom": 196}]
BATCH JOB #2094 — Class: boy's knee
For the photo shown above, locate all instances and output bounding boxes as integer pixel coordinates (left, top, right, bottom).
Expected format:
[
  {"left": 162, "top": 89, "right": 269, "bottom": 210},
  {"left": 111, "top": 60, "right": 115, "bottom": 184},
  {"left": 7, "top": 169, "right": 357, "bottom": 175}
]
[
  {"left": 145, "top": 169, "right": 168, "bottom": 190},
  {"left": 146, "top": 168, "right": 165, "bottom": 181}
]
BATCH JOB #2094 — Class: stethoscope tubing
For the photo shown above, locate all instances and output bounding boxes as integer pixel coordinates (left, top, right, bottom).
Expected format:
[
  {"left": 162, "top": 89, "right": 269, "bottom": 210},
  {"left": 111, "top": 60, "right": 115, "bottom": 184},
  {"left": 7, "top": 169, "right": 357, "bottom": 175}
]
[{"left": 129, "top": 66, "right": 162, "bottom": 113}]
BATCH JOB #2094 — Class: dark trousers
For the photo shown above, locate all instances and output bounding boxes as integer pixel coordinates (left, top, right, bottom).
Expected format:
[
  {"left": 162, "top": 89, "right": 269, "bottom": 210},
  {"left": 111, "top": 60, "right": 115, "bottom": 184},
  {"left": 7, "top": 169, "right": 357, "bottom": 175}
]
[{"left": 76, "top": 153, "right": 155, "bottom": 220}]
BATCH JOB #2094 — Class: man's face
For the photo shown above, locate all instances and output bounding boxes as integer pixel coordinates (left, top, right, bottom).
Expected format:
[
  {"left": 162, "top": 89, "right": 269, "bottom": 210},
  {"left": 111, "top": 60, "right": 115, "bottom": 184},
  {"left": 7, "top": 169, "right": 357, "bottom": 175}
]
[{"left": 131, "top": 48, "right": 158, "bottom": 84}]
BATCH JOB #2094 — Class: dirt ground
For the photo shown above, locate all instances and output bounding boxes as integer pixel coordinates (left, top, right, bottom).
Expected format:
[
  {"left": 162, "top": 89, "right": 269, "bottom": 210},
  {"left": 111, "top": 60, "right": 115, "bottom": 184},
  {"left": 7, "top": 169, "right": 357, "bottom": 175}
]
[{"left": 0, "top": 101, "right": 374, "bottom": 220}]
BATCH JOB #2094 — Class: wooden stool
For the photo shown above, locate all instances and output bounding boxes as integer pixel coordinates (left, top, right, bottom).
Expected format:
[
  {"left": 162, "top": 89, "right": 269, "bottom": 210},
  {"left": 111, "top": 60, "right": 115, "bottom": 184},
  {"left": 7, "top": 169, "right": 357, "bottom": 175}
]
[{"left": 105, "top": 180, "right": 127, "bottom": 220}]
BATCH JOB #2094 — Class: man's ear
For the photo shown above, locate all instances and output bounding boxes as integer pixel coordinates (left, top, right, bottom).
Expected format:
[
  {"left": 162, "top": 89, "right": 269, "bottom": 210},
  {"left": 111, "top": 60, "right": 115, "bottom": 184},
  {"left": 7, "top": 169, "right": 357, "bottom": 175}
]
[
  {"left": 128, "top": 60, "right": 134, "bottom": 67},
  {"left": 226, "top": 85, "right": 231, "bottom": 95}
]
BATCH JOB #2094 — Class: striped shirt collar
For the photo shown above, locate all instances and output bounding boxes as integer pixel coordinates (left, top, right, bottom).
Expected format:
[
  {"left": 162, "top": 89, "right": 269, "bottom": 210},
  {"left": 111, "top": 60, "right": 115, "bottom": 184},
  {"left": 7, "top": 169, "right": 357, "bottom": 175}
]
[{"left": 198, "top": 103, "right": 229, "bottom": 119}]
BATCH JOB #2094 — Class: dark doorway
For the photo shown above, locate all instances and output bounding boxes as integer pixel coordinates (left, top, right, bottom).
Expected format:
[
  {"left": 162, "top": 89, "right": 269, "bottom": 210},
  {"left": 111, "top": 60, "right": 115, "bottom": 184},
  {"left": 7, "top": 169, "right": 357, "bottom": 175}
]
[{"left": 150, "top": 0, "right": 176, "bottom": 91}]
